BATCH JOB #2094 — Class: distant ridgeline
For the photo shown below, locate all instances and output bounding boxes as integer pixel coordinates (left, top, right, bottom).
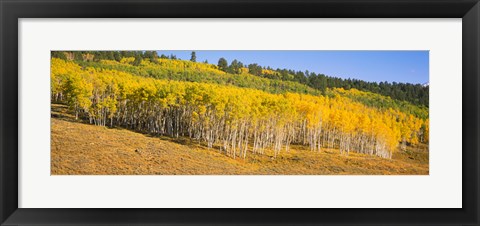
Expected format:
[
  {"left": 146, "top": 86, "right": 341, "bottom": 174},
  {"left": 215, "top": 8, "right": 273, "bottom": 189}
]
[
  {"left": 50, "top": 51, "right": 429, "bottom": 160},
  {"left": 52, "top": 51, "right": 429, "bottom": 108}
]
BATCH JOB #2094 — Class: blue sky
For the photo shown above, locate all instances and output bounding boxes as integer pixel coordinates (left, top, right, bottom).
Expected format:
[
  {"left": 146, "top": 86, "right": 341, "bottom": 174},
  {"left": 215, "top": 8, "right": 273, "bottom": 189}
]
[{"left": 156, "top": 50, "right": 429, "bottom": 85}]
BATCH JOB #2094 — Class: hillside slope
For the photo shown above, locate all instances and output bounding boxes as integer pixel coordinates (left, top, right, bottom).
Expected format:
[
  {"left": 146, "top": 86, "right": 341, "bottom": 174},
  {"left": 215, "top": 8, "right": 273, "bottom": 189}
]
[
  {"left": 78, "top": 59, "right": 321, "bottom": 95},
  {"left": 51, "top": 58, "right": 429, "bottom": 160},
  {"left": 77, "top": 58, "right": 427, "bottom": 119},
  {"left": 51, "top": 105, "right": 428, "bottom": 175}
]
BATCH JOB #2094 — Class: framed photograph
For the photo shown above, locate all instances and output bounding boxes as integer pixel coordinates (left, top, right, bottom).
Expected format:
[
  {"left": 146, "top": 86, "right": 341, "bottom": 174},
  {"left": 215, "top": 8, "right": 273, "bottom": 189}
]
[{"left": 1, "top": 0, "right": 478, "bottom": 225}]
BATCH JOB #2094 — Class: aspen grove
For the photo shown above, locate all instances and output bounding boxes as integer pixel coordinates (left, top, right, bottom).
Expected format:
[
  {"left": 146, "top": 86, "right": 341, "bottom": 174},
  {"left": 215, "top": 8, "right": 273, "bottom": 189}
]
[{"left": 51, "top": 57, "right": 428, "bottom": 160}]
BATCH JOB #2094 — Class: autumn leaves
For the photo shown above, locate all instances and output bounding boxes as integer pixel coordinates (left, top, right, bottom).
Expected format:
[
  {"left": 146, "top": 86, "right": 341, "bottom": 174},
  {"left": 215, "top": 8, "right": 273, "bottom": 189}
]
[{"left": 51, "top": 58, "right": 428, "bottom": 160}]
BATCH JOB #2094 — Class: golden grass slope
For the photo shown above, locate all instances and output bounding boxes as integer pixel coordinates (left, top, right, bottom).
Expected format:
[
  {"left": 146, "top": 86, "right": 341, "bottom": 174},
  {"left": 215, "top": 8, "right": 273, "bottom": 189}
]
[{"left": 51, "top": 105, "right": 428, "bottom": 175}]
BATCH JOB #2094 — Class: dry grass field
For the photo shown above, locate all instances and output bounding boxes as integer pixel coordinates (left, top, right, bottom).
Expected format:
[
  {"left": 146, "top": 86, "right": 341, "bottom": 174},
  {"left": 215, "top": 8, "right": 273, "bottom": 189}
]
[{"left": 51, "top": 104, "right": 429, "bottom": 175}]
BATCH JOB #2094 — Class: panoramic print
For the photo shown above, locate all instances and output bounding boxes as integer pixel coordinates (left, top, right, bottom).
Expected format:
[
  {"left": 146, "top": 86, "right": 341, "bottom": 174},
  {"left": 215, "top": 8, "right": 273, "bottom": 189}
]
[{"left": 50, "top": 50, "right": 429, "bottom": 175}]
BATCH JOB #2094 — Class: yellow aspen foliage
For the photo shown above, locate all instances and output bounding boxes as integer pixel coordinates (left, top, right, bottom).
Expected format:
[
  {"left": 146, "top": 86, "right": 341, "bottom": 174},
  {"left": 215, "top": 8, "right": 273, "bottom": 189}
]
[
  {"left": 120, "top": 57, "right": 135, "bottom": 64},
  {"left": 51, "top": 58, "right": 428, "bottom": 159}
]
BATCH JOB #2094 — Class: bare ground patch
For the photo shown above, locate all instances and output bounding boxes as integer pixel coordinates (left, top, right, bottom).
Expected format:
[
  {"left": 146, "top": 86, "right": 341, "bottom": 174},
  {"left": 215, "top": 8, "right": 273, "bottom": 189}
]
[{"left": 51, "top": 116, "right": 428, "bottom": 175}]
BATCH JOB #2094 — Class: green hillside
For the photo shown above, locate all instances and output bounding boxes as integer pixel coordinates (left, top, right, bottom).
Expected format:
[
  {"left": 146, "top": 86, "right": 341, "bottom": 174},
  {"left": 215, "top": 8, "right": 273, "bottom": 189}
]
[{"left": 74, "top": 57, "right": 427, "bottom": 120}]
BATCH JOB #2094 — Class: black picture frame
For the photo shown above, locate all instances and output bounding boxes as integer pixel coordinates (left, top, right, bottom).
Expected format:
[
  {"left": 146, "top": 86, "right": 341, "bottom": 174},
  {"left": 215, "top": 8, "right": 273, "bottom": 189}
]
[{"left": 1, "top": 0, "right": 478, "bottom": 225}]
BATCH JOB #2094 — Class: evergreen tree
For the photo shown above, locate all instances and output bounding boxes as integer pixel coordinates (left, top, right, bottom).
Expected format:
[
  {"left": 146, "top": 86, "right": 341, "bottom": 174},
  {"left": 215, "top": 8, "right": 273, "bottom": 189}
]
[
  {"left": 74, "top": 52, "right": 84, "bottom": 61},
  {"left": 113, "top": 51, "right": 122, "bottom": 61},
  {"left": 190, "top": 51, "right": 197, "bottom": 62},
  {"left": 248, "top": 63, "right": 262, "bottom": 76},
  {"left": 228, "top": 59, "right": 241, "bottom": 74},
  {"left": 143, "top": 51, "right": 159, "bottom": 63},
  {"left": 218, "top": 58, "right": 228, "bottom": 72},
  {"left": 105, "top": 51, "right": 115, "bottom": 60},
  {"left": 51, "top": 51, "right": 67, "bottom": 60},
  {"left": 132, "top": 56, "right": 142, "bottom": 66}
]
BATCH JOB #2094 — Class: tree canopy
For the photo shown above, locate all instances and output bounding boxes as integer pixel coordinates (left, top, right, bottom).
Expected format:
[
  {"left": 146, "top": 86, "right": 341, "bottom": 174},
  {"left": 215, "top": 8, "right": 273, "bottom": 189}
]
[{"left": 51, "top": 56, "right": 429, "bottom": 160}]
